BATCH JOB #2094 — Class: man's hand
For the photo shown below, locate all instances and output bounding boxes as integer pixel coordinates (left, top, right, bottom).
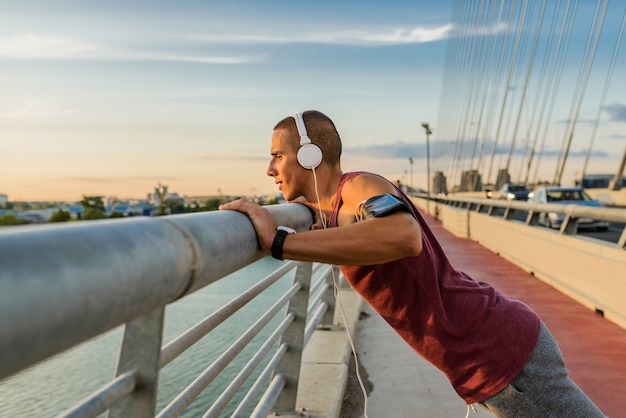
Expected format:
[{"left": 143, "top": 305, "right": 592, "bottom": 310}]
[
  {"left": 289, "top": 197, "right": 325, "bottom": 230},
  {"left": 219, "top": 199, "right": 278, "bottom": 253}
]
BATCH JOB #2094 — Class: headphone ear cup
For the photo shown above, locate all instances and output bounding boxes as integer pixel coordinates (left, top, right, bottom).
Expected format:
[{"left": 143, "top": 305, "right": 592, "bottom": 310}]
[{"left": 297, "top": 143, "right": 323, "bottom": 169}]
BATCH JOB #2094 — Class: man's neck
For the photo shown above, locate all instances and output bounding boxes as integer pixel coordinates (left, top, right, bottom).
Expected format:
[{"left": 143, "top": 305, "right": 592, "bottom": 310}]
[{"left": 304, "top": 169, "right": 343, "bottom": 210}]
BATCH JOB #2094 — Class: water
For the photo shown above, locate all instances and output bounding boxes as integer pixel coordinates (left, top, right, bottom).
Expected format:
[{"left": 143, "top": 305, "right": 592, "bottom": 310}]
[{"left": 0, "top": 257, "right": 294, "bottom": 417}]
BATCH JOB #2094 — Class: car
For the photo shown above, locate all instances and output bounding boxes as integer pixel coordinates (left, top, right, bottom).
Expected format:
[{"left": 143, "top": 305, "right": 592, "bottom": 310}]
[
  {"left": 498, "top": 183, "right": 531, "bottom": 201},
  {"left": 527, "top": 186, "right": 610, "bottom": 230}
]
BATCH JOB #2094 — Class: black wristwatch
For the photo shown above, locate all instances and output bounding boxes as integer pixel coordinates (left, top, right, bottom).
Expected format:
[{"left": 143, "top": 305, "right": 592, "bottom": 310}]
[{"left": 271, "top": 226, "right": 296, "bottom": 260}]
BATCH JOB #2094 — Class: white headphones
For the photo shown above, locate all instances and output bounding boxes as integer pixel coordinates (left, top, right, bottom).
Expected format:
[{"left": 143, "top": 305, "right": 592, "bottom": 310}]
[{"left": 293, "top": 112, "right": 323, "bottom": 169}]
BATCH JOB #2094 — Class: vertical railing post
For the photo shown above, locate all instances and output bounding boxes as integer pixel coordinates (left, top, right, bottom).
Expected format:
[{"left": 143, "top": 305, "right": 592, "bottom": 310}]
[
  {"left": 272, "top": 261, "right": 312, "bottom": 413},
  {"left": 108, "top": 307, "right": 165, "bottom": 418},
  {"left": 321, "top": 265, "right": 339, "bottom": 325}
]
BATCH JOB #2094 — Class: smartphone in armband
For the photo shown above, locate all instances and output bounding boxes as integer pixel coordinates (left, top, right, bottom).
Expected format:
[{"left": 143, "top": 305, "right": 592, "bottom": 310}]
[{"left": 356, "top": 193, "right": 410, "bottom": 221}]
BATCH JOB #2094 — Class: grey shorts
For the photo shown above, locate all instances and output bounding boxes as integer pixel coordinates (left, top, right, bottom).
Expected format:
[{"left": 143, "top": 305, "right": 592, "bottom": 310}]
[{"left": 478, "top": 322, "right": 606, "bottom": 418}]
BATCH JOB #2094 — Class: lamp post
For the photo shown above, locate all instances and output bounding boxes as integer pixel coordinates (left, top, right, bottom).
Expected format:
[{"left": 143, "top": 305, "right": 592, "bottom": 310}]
[
  {"left": 421, "top": 123, "right": 432, "bottom": 214},
  {"left": 408, "top": 157, "right": 414, "bottom": 191}
]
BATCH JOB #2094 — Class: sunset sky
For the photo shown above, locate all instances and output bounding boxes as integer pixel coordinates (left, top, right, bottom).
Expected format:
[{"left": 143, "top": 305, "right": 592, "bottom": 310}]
[{"left": 1, "top": 0, "right": 624, "bottom": 202}]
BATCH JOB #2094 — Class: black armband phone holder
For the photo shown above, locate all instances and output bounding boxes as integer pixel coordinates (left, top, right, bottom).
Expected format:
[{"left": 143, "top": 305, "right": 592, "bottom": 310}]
[{"left": 357, "top": 193, "right": 410, "bottom": 221}]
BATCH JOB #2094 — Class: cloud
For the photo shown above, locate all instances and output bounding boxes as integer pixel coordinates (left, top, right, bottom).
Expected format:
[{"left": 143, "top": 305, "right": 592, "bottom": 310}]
[
  {"left": 0, "top": 99, "right": 79, "bottom": 121},
  {"left": 606, "top": 133, "right": 626, "bottom": 140},
  {"left": 64, "top": 176, "right": 179, "bottom": 183},
  {"left": 0, "top": 33, "right": 260, "bottom": 63},
  {"left": 347, "top": 141, "right": 423, "bottom": 158},
  {"left": 344, "top": 140, "right": 610, "bottom": 160},
  {"left": 556, "top": 117, "right": 596, "bottom": 125},
  {"left": 107, "top": 50, "right": 260, "bottom": 64},
  {"left": 0, "top": 34, "right": 96, "bottom": 59},
  {"left": 200, "top": 155, "right": 268, "bottom": 162},
  {"left": 604, "top": 103, "right": 626, "bottom": 122},
  {"left": 0, "top": 24, "right": 457, "bottom": 64},
  {"left": 186, "top": 24, "right": 454, "bottom": 46},
  {"left": 63, "top": 177, "right": 118, "bottom": 184},
  {"left": 469, "top": 22, "right": 510, "bottom": 36},
  {"left": 559, "top": 103, "right": 626, "bottom": 126}
]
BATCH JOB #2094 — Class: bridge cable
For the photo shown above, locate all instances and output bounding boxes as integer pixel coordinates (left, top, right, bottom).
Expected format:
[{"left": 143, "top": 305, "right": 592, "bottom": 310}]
[
  {"left": 554, "top": 0, "right": 608, "bottom": 185},
  {"left": 471, "top": 0, "right": 509, "bottom": 190},
  {"left": 580, "top": 9, "right": 626, "bottom": 181},
  {"left": 521, "top": 0, "right": 564, "bottom": 185},
  {"left": 531, "top": 0, "right": 579, "bottom": 185},
  {"left": 465, "top": 0, "right": 498, "bottom": 190},
  {"left": 507, "top": 0, "right": 548, "bottom": 184},
  {"left": 447, "top": 0, "right": 482, "bottom": 189},
  {"left": 485, "top": 0, "right": 523, "bottom": 187}
]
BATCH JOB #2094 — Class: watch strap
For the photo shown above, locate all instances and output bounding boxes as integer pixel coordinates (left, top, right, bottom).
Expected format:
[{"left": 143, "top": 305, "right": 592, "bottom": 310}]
[{"left": 271, "top": 226, "right": 295, "bottom": 260}]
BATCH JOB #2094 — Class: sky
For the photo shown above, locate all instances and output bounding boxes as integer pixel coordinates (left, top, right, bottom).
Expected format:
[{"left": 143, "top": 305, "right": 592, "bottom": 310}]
[{"left": 0, "top": 0, "right": 624, "bottom": 202}]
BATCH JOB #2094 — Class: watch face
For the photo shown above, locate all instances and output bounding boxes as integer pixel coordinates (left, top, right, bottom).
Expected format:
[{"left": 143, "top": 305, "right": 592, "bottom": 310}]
[{"left": 277, "top": 226, "right": 296, "bottom": 234}]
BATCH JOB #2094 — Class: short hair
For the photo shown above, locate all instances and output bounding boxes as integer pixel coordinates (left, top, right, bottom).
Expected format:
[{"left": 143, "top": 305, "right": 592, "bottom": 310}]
[{"left": 274, "top": 110, "right": 342, "bottom": 166}]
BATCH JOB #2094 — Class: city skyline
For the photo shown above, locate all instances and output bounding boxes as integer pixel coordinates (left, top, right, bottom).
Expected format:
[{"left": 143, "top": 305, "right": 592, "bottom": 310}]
[{"left": 1, "top": 0, "right": 624, "bottom": 202}]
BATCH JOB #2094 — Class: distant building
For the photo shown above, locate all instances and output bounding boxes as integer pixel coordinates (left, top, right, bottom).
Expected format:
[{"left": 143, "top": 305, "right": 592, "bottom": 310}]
[
  {"left": 105, "top": 198, "right": 155, "bottom": 217},
  {"left": 149, "top": 183, "right": 184, "bottom": 206},
  {"left": 59, "top": 203, "right": 85, "bottom": 220},
  {"left": 460, "top": 170, "right": 482, "bottom": 192},
  {"left": 0, "top": 209, "right": 17, "bottom": 217},
  {"left": 19, "top": 208, "right": 57, "bottom": 223},
  {"left": 432, "top": 171, "right": 448, "bottom": 195},
  {"left": 0, "top": 194, "right": 8, "bottom": 206}
]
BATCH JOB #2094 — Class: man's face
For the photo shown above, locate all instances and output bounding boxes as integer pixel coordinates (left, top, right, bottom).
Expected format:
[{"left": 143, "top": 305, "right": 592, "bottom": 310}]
[{"left": 267, "top": 128, "right": 308, "bottom": 201}]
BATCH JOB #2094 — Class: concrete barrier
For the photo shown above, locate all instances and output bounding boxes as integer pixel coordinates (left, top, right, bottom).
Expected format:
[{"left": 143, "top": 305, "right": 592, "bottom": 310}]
[
  {"left": 295, "top": 288, "right": 363, "bottom": 418},
  {"left": 469, "top": 214, "right": 626, "bottom": 330},
  {"left": 586, "top": 188, "right": 626, "bottom": 207},
  {"left": 421, "top": 201, "right": 626, "bottom": 330}
]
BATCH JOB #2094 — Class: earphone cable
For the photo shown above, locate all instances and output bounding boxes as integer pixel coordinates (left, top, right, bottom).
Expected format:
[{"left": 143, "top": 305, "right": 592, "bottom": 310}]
[{"left": 311, "top": 166, "right": 369, "bottom": 418}]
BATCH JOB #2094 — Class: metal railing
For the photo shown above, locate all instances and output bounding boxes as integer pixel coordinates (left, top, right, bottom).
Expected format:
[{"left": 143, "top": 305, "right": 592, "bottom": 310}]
[
  {"left": 0, "top": 204, "right": 342, "bottom": 417},
  {"left": 416, "top": 193, "right": 626, "bottom": 249}
]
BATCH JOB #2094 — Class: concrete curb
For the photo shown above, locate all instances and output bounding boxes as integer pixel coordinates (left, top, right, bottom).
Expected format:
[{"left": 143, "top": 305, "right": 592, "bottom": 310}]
[{"left": 295, "top": 288, "right": 364, "bottom": 418}]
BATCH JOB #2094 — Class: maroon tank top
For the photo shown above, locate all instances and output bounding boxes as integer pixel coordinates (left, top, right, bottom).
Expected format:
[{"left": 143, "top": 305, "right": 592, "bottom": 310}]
[{"left": 330, "top": 172, "right": 540, "bottom": 403}]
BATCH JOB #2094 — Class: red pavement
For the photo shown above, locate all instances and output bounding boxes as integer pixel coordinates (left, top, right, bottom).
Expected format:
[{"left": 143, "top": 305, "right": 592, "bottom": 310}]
[{"left": 422, "top": 211, "right": 626, "bottom": 417}]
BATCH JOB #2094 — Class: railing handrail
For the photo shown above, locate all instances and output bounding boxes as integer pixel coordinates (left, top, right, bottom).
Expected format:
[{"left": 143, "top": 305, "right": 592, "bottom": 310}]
[
  {"left": 440, "top": 194, "right": 626, "bottom": 223},
  {"left": 413, "top": 192, "right": 626, "bottom": 248},
  {"left": 0, "top": 203, "right": 312, "bottom": 382},
  {"left": 0, "top": 204, "right": 328, "bottom": 416}
]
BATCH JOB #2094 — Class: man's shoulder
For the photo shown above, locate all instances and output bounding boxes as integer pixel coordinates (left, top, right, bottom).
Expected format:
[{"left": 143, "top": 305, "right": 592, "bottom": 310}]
[
  {"left": 340, "top": 172, "right": 400, "bottom": 208},
  {"left": 343, "top": 171, "right": 389, "bottom": 185},
  {"left": 342, "top": 172, "right": 397, "bottom": 193}
]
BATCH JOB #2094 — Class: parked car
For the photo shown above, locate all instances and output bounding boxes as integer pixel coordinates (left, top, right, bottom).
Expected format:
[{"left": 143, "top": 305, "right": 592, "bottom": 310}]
[
  {"left": 498, "top": 183, "right": 531, "bottom": 201},
  {"left": 527, "top": 186, "right": 610, "bottom": 230}
]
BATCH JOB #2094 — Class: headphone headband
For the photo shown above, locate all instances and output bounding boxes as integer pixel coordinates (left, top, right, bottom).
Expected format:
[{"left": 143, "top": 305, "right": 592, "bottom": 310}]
[
  {"left": 292, "top": 112, "right": 323, "bottom": 169},
  {"left": 293, "top": 112, "right": 311, "bottom": 145}
]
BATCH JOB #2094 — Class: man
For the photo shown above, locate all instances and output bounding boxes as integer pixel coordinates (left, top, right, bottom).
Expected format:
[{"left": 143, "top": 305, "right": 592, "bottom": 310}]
[{"left": 219, "top": 110, "right": 604, "bottom": 417}]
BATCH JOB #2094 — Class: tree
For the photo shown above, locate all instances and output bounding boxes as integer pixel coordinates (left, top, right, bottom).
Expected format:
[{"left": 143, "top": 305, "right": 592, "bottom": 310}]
[
  {"left": 109, "top": 211, "right": 125, "bottom": 218},
  {"left": 84, "top": 208, "right": 105, "bottom": 220},
  {"left": 0, "top": 214, "right": 29, "bottom": 226},
  {"left": 80, "top": 196, "right": 106, "bottom": 220},
  {"left": 156, "top": 199, "right": 187, "bottom": 216},
  {"left": 204, "top": 198, "right": 221, "bottom": 211},
  {"left": 165, "top": 200, "right": 186, "bottom": 214},
  {"left": 188, "top": 202, "right": 201, "bottom": 212},
  {"left": 49, "top": 209, "right": 71, "bottom": 223}
]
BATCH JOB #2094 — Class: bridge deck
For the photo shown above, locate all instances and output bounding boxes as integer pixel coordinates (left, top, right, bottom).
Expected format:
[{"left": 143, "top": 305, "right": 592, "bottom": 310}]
[{"left": 343, "top": 210, "right": 626, "bottom": 418}]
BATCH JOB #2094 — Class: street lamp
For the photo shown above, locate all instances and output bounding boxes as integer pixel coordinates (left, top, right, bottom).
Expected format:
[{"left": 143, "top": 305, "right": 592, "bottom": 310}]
[
  {"left": 421, "top": 123, "right": 432, "bottom": 214},
  {"left": 408, "top": 157, "right": 414, "bottom": 191}
]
